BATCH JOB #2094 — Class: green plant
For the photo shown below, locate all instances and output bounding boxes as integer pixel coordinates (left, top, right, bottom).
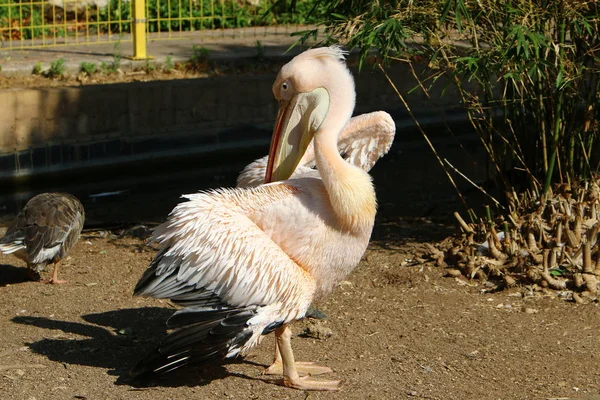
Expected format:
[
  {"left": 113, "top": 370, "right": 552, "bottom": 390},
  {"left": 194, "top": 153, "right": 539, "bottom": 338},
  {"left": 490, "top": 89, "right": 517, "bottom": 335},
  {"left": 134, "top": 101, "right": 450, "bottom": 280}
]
[
  {"left": 32, "top": 62, "right": 43, "bottom": 75},
  {"left": 286, "top": 0, "right": 600, "bottom": 206},
  {"left": 255, "top": 40, "right": 264, "bottom": 59},
  {"left": 80, "top": 62, "right": 97, "bottom": 76},
  {"left": 429, "top": 2, "right": 598, "bottom": 196},
  {"left": 47, "top": 59, "right": 66, "bottom": 78},
  {"left": 164, "top": 56, "right": 175, "bottom": 72},
  {"left": 187, "top": 45, "right": 211, "bottom": 72},
  {"left": 100, "top": 61, "right": 109, "bottom": 73},
  {"left": 48, "top": 59, "right": 66, "bottom": 78},
  {"left": 192, "top": 45, "right": 210, "bottom": 61},
  {"left": 100, "top": 40, "right": 123, "bottom": 74},
  {"left": 111, "top": 39, "right": 123, "bottom": 71},
  {"left": 100, "top": 60, "right": 118, "bottom": 74},
  {"left": 144, "top": 59, "right": 156, "bottom": 73}
]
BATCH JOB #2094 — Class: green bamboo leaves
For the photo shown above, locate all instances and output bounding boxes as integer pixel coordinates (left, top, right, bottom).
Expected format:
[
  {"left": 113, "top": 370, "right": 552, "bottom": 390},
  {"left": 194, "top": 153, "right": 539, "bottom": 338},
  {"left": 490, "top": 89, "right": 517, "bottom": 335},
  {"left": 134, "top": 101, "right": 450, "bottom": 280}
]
[{"left": 283, "top": 0, "right": 600, "bottom": 204}]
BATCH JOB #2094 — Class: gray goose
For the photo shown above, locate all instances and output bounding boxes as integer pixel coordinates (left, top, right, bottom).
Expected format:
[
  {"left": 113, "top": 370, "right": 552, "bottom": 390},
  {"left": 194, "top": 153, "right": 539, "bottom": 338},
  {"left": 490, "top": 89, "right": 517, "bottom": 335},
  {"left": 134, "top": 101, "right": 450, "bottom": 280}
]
[{"left": 0, "top": 193, "right": 85, "bottom": 284}]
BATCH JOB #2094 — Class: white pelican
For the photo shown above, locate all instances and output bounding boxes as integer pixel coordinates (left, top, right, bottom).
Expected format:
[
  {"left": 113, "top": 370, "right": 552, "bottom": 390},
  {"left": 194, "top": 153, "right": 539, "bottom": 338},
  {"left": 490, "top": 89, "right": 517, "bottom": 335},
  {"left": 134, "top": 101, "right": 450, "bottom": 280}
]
[
  {"left": 236, "top": 108, "right": 395, "bottom": 380},
  {"left": 236, "top": 110, "right": 396, "bottom": 188},
  {"left": 133, "top": 46, "right": 393, "bottom": 391},
  {"left": 0, "top": 193, "right": 85, "bottom": 284}
]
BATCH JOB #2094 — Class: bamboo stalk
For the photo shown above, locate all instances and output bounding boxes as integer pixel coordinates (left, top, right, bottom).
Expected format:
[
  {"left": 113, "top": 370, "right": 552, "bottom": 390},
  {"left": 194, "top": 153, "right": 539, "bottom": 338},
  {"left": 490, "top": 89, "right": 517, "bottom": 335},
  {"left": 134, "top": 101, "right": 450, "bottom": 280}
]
[
  {"left": 378, "top": 64, "right": 472, "bottom": 214},
  {"left": 444, "top": 158, "right": 504, "bottom": 209},
  {"left": 453, "top": 212, "right": 474, "bottom": 234},
  {"left": 543, "top": 9, "right": 567, "bottom": 194}
]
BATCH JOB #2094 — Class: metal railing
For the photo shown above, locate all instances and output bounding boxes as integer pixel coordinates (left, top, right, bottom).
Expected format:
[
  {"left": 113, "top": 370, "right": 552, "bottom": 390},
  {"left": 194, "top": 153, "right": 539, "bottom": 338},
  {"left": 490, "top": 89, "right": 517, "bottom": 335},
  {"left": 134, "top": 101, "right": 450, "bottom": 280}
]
[{"left": 0, "top": 0, "right": 276, "bottom": 56}]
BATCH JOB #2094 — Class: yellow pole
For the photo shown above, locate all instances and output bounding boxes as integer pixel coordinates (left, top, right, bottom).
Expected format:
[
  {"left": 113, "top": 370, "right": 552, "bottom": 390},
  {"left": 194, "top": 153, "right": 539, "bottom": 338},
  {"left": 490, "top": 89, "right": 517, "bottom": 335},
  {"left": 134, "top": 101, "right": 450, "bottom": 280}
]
[{"left": 131, "top": 0, "right": 148, "bottom": 59}]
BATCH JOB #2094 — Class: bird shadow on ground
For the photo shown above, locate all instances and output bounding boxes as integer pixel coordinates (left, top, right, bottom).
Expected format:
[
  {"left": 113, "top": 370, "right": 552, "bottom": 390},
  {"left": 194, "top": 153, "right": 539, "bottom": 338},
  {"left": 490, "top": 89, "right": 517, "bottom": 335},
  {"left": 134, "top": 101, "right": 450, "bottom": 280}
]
[
  {"left": 10, "top": 307, "right": 263, "bottom": 388},
  {"left": 0, "top": 264, "right": 36, "bottom": 287}
]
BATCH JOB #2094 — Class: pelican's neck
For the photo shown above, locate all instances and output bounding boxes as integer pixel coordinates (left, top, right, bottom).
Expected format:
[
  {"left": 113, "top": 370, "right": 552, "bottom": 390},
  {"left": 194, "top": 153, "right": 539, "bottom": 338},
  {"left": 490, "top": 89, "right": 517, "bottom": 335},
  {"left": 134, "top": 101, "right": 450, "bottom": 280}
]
[{"left": 314, "top": 125, "right": 376, "bottom": 233}]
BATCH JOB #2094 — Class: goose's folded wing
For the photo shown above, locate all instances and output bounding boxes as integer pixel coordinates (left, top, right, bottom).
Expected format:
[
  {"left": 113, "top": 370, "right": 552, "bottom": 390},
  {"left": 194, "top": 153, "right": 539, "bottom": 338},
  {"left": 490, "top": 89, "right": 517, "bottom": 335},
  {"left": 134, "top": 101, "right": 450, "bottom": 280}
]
[
  {"left": 134, "top": 184, "right": 315, "bottom": 322},
  {"left": 24, "top": 200, "right": 84, "bottom": 263}
]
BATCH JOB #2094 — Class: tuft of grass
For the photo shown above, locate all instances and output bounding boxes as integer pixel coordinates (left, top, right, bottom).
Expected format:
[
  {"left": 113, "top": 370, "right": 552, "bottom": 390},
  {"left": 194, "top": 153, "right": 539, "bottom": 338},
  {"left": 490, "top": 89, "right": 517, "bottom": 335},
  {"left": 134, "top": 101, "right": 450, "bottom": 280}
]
[
  {"left": 80, "top": 62, "right": 97, "bottom": 76},
  {"left": 191, "top": 45, "right": 210, "bottom": 61},
  {"left": 144, "top": 59, "right": 155, "bottom": 73},
  {"left": 164, "top": 55, "right": 174, "bottom": 72},
  {"left": 101, "top": 38, "right": 123, "bottom": 74},
  {"left": 47, "top": 59, "right": 65, "bottom": 78},
  {"left": 100, "top": 61, "right": 110, "bottom": 74},
  {"left": 255, "top": 40, "right": 264, "bottom": 59},
  {"left": 100, "top": 55, "right": 121, "bottom": 74},
  {"left": 32, "top": 62, "right": 43, "bottom": 75},
  {"left": 187, "top": 45, "right": 211, "bottom": 72}
]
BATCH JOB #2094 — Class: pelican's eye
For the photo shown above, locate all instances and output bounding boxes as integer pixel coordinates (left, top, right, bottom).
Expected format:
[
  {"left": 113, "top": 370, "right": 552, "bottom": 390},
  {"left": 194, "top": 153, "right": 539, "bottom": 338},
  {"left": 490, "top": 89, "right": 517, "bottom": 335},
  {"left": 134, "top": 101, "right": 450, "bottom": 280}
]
[{"left": 278, "top": 80, "right": 293, "bottom": 100}]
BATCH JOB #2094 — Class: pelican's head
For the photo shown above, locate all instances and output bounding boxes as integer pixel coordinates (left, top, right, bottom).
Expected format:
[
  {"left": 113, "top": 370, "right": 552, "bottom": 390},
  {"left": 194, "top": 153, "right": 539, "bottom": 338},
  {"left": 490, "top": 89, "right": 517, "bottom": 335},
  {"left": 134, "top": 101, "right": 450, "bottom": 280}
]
[{"left": 265, "top": 46, "right": 356, "bottom": 183}]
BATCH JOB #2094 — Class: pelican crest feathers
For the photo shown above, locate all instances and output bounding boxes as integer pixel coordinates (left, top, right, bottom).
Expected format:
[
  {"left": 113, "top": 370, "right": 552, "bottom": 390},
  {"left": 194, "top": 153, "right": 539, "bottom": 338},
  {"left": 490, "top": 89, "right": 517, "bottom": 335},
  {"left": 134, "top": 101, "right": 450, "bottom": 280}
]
[{"left": 297, "top": 46, "right": 348, "bottom": 62}]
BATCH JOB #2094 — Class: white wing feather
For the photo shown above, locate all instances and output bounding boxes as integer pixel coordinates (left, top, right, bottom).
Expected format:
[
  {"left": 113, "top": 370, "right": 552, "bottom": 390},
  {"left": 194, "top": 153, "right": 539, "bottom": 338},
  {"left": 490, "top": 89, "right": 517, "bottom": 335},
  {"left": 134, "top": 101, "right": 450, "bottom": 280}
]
[
  {"left": 236, "top": 111, "right": 395, "bottom": 188},
  {"left": 140, "top": 184, "right": 316, "bottom": 323}
]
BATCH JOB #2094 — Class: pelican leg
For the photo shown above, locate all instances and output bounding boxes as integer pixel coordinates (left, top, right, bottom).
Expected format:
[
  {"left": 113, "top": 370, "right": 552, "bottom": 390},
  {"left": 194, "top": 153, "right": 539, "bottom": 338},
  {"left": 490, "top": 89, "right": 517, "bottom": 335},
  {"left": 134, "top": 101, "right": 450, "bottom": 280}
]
[
  {"left": 264, "top": 340, "right": 333, "bottom": 376},
  {"left": 273, "top": 325, "right": 339, "bottom": 391},
  {"left": 48, "top": 262, "right": 67, "bottom": 284}
]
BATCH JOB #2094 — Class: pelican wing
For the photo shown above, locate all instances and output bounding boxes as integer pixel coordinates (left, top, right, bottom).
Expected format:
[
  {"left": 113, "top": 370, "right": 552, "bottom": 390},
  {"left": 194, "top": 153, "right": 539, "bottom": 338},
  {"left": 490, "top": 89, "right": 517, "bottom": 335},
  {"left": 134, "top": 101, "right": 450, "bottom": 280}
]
[
  {"left": 330, "top": 110, "right": 396, "bottom": 172},
  {"left": 236, "top": 156, "right": 318, "bottom": 188},
  {"left": 236, "top": 111, "right": 395, "bottom": 188},
  {"left": 134, "top": 184, "right": 315, "bottom": 321}
]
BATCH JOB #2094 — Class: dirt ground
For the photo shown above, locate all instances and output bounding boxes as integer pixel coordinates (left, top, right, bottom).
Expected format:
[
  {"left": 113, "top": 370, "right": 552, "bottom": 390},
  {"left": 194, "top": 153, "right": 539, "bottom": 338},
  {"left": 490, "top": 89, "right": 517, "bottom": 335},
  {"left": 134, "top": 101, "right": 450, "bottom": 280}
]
[
  {"left": 1, "top": 214, "right": 600, "bottom": 400},
  {"left": 0, "top": 58, "right": 285, "bottom": 89}
]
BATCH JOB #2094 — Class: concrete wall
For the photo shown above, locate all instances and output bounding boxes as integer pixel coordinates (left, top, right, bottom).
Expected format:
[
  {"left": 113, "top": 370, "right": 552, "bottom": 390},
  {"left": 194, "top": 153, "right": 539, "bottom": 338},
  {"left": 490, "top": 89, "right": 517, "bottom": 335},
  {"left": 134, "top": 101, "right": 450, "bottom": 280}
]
[{"left": 0, "top": 62, "right": 468, "bottom": 180}]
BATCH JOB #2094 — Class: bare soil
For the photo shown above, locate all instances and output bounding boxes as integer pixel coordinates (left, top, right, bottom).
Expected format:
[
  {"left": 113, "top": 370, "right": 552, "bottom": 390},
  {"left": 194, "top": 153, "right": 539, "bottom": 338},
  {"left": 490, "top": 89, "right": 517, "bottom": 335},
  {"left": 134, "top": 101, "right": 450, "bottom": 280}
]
[
  {"left": 0, "top": 59, "right": 284, "bottom": 89},
  {"left": 1, "top": 218, "right": 599, "bottom": 400}
]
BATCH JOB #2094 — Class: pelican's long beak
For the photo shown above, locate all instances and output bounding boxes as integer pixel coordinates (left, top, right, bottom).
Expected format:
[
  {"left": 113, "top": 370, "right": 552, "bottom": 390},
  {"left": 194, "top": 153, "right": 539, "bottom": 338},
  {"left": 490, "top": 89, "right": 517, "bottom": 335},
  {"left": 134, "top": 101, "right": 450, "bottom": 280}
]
[{"left": 265, "top": 87, "right": 330, "bottom": 183}]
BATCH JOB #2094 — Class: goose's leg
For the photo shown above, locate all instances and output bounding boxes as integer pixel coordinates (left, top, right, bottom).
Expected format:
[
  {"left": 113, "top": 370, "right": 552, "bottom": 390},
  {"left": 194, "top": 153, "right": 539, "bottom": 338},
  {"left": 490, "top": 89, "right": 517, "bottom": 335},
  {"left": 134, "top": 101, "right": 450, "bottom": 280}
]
[{"left": 48, "top": 262, "right": 66, "bottom": 284}]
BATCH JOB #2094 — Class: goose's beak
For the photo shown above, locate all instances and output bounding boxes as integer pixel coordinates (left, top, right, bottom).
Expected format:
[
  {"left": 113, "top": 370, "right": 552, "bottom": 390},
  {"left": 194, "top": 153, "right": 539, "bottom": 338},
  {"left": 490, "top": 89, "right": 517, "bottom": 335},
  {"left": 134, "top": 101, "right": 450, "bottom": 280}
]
[{"left": 265, "top": 88, "right": 330, "bottom": 183}]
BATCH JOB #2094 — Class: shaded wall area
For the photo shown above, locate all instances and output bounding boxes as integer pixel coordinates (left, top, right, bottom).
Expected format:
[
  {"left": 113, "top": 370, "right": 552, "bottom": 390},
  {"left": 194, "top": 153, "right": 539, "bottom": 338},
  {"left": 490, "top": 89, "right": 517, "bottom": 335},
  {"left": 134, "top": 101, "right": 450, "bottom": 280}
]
[{"left": 0, "top": 61, "right": 469, "bottom": 181}]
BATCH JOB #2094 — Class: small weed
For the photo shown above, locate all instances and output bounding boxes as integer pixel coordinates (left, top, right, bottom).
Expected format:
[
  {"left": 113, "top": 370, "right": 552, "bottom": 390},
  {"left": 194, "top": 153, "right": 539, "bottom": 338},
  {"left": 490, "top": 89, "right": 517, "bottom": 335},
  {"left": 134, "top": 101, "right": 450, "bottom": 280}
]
[
  {"left": 144, "top": 59, "right": 155, "bottom": 73},
  {"left": 100, "top": 57, "right": 121, "bottom": 74},
  {"left": 187, "top": 45, "right": 211, "bottom": 72},
  {"left": 101, "top": 38, "right": 123, "bottom": 74},
  {"left": 32, "top": 62, "right": 43, "bottom": 75},
  {"left": 112, "top": 39, "right": 122, "bottom": 71},
  {"left": 80, "top": 62, "right": 97, "bottom": 76},
  {"left": 255, "top": 40, "right": 264, "bottom": 59},
  {"left": 164, "top": 55, "right": 174, "bottom": 72},
  {"left": 47, "top": 59, "right": 65, "bottom": 78},
  {"left": 192, "top": 45, "right": 210, "bottom": 60}
]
